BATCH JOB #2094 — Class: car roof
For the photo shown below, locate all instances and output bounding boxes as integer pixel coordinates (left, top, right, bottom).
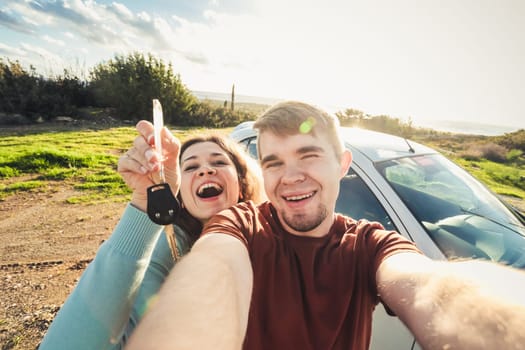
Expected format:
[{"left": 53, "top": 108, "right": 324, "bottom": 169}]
[
  {"left": 230, "top": 122, "right": 437, "bottom": 163},
  {"left": 339, "top": 127, "right": 437, "bottom": 162}
]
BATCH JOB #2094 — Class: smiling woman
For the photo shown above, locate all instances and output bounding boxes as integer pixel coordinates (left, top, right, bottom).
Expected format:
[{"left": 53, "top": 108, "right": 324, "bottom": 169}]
[{"left": 38, "top": 121, "right": 265, "bottom": 349}]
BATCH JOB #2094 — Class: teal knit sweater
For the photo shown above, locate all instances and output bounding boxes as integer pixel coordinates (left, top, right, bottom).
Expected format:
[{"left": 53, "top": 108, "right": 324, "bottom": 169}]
[{"left": 39, "top": 204, "right": 192, "bottom": 349}]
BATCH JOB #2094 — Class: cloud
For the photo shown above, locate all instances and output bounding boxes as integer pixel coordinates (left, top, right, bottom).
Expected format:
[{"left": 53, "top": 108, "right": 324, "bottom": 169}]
[
  {"left": 1, "top": 1, "right": 252, "bottom": 68},
  {"left": 0, "top": 41, "right": 67, "bottom": 75},
  {"left": 0, "top": 42, "right": 27, "bottom": 56},
  {"left": 27, "top": 0, "right": 100, "bottom": 27},
  {"left": 0, "top": 8, "right": 35, "bottom": 34},
  {"left": 20, "top": 42, "right": 65, "bottom": 64},
  {"left": 42, "top": 35, "right": 65, "bottom": 46}
]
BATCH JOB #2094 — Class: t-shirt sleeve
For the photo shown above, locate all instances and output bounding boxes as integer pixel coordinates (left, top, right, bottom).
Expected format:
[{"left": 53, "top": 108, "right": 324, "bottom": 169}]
[
  {"left": 355, "top": 219, "right": 422, "bottom": 300},
  {"left": 201, "top": 201, "right": 259, "bottom": 248}
]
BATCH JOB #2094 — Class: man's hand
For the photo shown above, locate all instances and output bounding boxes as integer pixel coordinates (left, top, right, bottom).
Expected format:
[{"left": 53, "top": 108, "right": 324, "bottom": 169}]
[
  {"left": 377, "top": 253, "right": 525, "bottom": 349},
  {"left": 117, "top": 120, "right": 181, "bottom": 212}
]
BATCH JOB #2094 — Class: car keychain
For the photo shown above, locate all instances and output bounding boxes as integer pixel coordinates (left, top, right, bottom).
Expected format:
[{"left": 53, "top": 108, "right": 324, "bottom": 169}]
[{"left": 147, "top": 99, "right": 180, "bottom": 260}]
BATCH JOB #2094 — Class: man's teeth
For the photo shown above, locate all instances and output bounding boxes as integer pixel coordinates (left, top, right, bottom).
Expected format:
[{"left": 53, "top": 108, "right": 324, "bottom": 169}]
[{"left": 285, "top": 193, "right": 313, "bottom": 201}]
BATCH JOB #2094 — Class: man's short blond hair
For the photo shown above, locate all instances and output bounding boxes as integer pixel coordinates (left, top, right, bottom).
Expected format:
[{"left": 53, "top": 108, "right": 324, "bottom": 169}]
[{"left": 253, "top": 101, "right": 344, "bottom": 159}]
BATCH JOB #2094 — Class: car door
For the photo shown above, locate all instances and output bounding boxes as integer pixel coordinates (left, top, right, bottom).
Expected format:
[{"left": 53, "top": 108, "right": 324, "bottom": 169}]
[{"left": 336, "top": 168, "right": 419, "bottom": 350}]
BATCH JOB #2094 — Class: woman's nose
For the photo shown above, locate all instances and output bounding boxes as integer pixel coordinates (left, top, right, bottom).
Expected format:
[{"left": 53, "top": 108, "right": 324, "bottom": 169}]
[{"left": 198, "top": 166, "right": 216, "bottom": 176}]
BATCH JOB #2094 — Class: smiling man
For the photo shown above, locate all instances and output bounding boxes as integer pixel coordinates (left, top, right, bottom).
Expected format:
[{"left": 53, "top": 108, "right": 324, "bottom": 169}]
[{"left": 127, "top": 101, "right": 525, "bottom": 350}]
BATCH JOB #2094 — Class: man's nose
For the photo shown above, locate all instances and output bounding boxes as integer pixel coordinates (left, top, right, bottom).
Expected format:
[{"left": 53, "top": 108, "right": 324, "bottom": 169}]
[
  {"left": 198, "top": 166, "right": 216, "bottom": 176},
  {"left": 281, "top": 164, "right": 305, "bottom": 184}
]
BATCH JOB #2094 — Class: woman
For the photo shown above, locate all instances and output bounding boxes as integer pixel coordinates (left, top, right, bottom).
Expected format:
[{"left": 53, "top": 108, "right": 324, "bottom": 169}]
[{"left": 39, "top": 120, "right": 264, "bottom": 349}]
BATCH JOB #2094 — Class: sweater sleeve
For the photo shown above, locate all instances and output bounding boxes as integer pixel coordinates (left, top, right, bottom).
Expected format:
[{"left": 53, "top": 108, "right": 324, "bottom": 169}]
[
  {"left": 118, "top": 225, "right": 192, "bottom": 345},
  {"left": 39, "top": 203, "right": 164, "bottom": 350}
]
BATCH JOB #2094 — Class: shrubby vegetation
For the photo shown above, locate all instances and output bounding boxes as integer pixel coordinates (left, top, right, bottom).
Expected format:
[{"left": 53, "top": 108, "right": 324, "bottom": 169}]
[
  {"left": 495, "top": 129, "right": 525, "bottom": 153},
  {"left": 335, "top": 108, "right": 416, "bottom": 138},
  {"left": 89, "top": 52, "right": 196, "bottom": 122},
  {"left": 187, "top": 102, "right": 255, "bottom": 127},
  {"left": 336, "top": 107, "right": 525, "bottom": 167},
  {"left": 0, "top": 59, "right": 91, "bottom": 123},
  {"left": 0, "top": 53, "right": 255, "bottom": 127}
]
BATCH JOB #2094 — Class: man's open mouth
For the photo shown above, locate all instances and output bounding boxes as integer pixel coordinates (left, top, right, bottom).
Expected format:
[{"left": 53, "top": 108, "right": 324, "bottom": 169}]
[
  {"left": 197, "top": 182, "right": 224, "bottom": 198},
  {"left": 283, "top": 192, "right": 315, "bottom": 202}
]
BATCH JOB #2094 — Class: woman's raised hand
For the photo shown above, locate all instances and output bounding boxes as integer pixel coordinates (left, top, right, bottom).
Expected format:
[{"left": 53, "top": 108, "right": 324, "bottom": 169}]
[{"left": 117, "top": 120, "right": 181, "bottom": 212}]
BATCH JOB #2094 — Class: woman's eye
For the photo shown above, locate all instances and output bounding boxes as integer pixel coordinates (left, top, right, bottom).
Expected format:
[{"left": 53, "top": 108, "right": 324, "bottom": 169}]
[
  {"left": 212, "top": 160, "right": 228, "bottom": 166},
  {"left": 183, "top": 165, "right": 198, "bottom": 172}
]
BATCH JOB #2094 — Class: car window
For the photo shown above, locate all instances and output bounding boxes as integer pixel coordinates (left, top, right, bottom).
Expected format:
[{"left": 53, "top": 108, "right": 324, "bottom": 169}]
[
  {"left": 336, "top": 169, "right": 396, "bottom": 231},
  {"left": 377, "top": 154, "right": 525, "bottom": 268},
  {"left": 239, "top": 137, "right": 258, "bottom": 159}
]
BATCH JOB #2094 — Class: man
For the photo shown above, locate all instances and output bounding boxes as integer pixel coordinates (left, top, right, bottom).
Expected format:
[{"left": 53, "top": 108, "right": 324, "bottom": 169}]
[{"left": 128, "top": 101, "right": 525, "bottom": 349}]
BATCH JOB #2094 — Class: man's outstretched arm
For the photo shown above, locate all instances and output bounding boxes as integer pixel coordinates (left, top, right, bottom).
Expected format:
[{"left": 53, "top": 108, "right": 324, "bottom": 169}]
[
  {"left": 126, "top": 233, "right": 253, "bottom": 350},
  {"left": 377, "top": 253, "right": 525, "bottom": 350}
]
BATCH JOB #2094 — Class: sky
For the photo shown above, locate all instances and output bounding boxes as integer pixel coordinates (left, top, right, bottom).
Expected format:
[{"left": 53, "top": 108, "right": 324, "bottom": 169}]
[{"left": 0, "top": 0, "right": 524, "bottom": 132}]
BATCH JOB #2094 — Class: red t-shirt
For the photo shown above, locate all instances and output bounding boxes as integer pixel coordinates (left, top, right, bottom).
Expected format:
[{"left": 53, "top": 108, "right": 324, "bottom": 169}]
[{"left": 203, "top": 201, "right": 421, "bottom": 349}]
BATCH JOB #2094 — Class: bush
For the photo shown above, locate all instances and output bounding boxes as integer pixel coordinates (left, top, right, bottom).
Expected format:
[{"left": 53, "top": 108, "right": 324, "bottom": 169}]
[
  {"left": 496, "top": 129, "right": 525, "bottom": 152},
  {"left": 0, "top": 58, "right": 91, "bottom": 121},
  {"left": 88, "top": 53, "right": 197, "bottom": 123},
  {"left": 2, "top": 53, "right": 250, "bottom": 127},
  {"left": 507, "top": 149, "right": 524, "bottom": 163},
  {"left": 462, "top": 143, "right": 508, "bottom": 163},
  {"left": 187, "top": 102, "right": 255, "bottom": 127}
]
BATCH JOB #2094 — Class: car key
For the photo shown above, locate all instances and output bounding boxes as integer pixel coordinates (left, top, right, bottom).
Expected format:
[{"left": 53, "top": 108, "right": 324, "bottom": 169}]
[{"left": 147, "top": 99, "right": 180, "bottom": 260}]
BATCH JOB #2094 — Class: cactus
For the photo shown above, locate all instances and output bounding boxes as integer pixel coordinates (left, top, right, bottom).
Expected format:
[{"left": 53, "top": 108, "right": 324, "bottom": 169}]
[{"left": 231, "top": 84, "right": 235, "bottom": 111}]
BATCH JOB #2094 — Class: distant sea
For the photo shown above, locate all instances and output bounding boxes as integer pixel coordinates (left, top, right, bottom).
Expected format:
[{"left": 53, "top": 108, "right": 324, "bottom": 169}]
[
  {"left": 192, "top": 90, "right": 282, "bottom": 106},
  {"left": 192, "top": 90, "right": 521, "bottom": 136},
  {"left": 412, "top": 119, "right": 520, "bottom": 137}
]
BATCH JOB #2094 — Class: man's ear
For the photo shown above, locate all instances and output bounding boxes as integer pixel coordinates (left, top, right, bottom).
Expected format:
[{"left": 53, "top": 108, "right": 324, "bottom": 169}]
[{"left": 340, "top": 150, "right": 352, "bottom": 178}]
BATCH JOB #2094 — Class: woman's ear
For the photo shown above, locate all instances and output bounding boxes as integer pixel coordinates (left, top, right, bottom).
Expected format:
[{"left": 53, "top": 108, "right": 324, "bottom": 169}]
[{"left": 238, "top": 185, "right": 244, "bottom": 201}]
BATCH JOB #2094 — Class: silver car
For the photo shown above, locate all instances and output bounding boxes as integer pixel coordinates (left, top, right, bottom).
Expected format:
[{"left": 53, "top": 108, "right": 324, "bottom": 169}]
[{"left": 230, "top": 122, "right": 525, "bottom": 349}]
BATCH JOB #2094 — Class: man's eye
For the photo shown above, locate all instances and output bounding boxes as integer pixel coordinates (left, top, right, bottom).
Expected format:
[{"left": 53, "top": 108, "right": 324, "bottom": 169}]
[
  {"left": 302, "top": 153, "right": 319, "bottom": 160},
  {"left": 264, "top": 162, "right": 281, "bottom": 169}
]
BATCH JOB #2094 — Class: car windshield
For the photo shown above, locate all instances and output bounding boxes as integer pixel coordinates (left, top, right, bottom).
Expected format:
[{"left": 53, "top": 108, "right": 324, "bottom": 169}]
[{"left": 376, "top": 154, "right": 525, "bottom": 268}]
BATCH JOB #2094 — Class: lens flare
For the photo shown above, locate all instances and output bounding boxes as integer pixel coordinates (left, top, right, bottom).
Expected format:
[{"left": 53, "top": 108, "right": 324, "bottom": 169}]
[{"left": 299, "top": 116, "right": 316, "bottom": 134}]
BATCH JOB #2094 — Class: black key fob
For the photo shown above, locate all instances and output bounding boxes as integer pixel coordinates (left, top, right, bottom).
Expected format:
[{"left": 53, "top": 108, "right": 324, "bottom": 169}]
[{"left": 147, "top": 183, "right": 180, "bottom": 225}]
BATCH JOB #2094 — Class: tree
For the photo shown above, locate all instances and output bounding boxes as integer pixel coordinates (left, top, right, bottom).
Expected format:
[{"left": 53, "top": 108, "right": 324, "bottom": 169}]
[
  {"left": 88, "top": 53, "right": 197, "bottom": 123},
  {"left": 335, "top": 108, "right": 366, "bottom": 126},
  {"left": 0, "top": 58, "right": 86, "bottom": 122}
]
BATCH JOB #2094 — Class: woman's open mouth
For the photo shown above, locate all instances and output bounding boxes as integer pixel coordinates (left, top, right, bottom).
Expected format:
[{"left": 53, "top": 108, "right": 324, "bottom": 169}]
[{"left": 197, "top": 182, "right": 224, "bottom": 198}]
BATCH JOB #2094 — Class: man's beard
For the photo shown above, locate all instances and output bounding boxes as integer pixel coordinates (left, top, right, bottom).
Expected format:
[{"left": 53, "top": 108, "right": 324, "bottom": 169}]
[{"left": 281, "top": 204, "right": 328, "bottom": 232}]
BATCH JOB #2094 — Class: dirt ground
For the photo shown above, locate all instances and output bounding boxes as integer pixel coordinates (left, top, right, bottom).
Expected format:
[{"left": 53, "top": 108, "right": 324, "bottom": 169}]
[{"left": 0, "top": 183, "right": 125, "bottom": 349}]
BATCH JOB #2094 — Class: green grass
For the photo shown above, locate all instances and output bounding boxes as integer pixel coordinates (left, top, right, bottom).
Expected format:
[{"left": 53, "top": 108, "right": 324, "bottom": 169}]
[
  {"left": 0, "top": 125, "right": 232, "bottom": 203},
  {"left": 1, "top": 124, "right": 523, "bottom": 204},
  {"left": 419, "top": 136, "right": 525, "bottom": 200},
  {"left": 454, "top": 157, "right": 525, "bottom": 199}
]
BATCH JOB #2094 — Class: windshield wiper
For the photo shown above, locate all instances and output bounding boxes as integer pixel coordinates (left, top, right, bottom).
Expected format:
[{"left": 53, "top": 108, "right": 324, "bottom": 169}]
[{"left": 460, "top": 207, "right": 525, "bottom": 237}]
